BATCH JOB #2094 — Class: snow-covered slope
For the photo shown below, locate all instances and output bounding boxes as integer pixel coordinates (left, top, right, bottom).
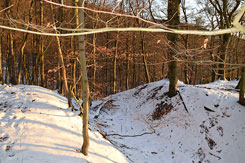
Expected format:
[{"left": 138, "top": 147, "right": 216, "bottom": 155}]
[
  {"left": 90, "top": 79, "right": 245, "bottom": 163},
  {"left": 0, "top": 85, "right": 128, "bottom": 163},
  {"left": 1, "top": 79, "right": 244, "bottom": 163}
]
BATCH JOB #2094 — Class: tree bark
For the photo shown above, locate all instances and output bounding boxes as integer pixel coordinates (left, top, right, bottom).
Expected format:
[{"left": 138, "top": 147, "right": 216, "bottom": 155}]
[
  {"left": 238, "top": 67, "right": 245, "bottom": 106},
  {"left": 0, "top": 40, "right": 3, "bottom": 84},
  {"left": 167, "top": 0, "right": 180, "bottom": 97},
  {"left": 75, "top": 0, "right": 90, "bottom": 155},
  {"left": 113, "top": 32, "right": 119, "bottom": 94},
  {"left": 40, "top": 0, "right": 46, "bottom": 87},
  {"left": 141, "top": 35, "right": 151, "bottom": 83}
]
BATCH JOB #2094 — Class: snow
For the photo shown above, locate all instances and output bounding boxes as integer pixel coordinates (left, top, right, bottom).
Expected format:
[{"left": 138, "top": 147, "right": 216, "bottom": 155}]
[
  {"left": 1, "top": 79, "right": 245, "bottom": 163},
  {"left": 89, "top": 79, "right": 245, "bottom": 163},
  {"left": 0, "top": 85, "right": 128, "bottom": 163}
]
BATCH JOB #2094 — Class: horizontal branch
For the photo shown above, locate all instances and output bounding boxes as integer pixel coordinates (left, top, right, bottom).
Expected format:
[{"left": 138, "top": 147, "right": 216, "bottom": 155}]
[{"left": 0, "top": 24, "right": 242, "bottom": 37}]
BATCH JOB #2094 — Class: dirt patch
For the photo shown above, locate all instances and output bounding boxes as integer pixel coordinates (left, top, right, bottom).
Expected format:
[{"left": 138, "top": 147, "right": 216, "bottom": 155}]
[
  {"left": 146, "top": 86, "right": 163, "bottom": 101},
  {"left": 102, "top": 99, "right": 117, "bottom": 109},
  {"left": 151, "top": 102, "right": 173, "bottom": 120},
  {"left": 133, "top": 85, "right": 148, "bottom": 96},
  {"left": 205, "top": 136, "right": 217, "bottom": 150}
]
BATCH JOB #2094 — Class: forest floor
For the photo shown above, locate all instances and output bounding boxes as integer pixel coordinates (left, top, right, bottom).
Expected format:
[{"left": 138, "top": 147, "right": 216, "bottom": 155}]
[{"left": 1, "top": 79, "right": 245, "bottom": 163}]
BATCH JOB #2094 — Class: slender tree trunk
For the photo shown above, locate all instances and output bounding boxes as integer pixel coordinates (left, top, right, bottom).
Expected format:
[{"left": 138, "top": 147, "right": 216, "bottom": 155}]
[
  {"left": 113, "top": 32, "right": 119, "bottom": 94},
  {"left": 75, "top": 0, "right": 90, "bottom": 155},
  {"left": 0, "top": 41, "right": 3, "bottom": 84},
  {"left": 126, "top": 38, "right": 130, "bottom": 90},
  {"left": 92, "top": 33, "right": 96, "bottom": 90},
  {"left": 167, "top": 0, "right": 180, "bottom": 97},
  {"left": 9, "top": 31, "right": 16, "bottom": 85},
  {"left": 56, "top": 36, "right": 72, "bottom": 108},
  {"left": 218, "top": 34, "right": 231, "bottom": 80},
  {"left": 50, "top": 2, "right": 71, "bottom": 107},
  {"left": 141, "top": 36, "right": 151, "bottom": 83},
  {"left": 40, "top": 1, "right": 45, "bottom": 87},
  {"left": 5, "top": 0, "right": 15, "bottom": 84},
  {"left": 72, "top": 59, "right": 77, "bottom": 96}
]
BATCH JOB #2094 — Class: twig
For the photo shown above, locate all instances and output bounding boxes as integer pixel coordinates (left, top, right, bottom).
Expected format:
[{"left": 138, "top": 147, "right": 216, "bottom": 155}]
[
  {"left": 204, "top": 106, "right": 215, "bottom": 112},
  {"left": 177, "top": 91, "right": 189, "bottom": 113},
  {"left": 105, "top": 132, "right": 153, "bottom": 137}
]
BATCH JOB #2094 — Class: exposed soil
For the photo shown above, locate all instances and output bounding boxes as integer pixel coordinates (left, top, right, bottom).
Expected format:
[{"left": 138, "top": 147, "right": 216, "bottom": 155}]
[{"left": 152, "top": 102, "right": 173, "bottom": 120}]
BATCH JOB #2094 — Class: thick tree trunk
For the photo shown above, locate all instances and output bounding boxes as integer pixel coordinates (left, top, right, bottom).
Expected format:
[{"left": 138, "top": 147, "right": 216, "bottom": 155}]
[
  {"left": 167, "top": 0, "right": 180, "bottom": 97},
  {"left": 238, "top": 67, "right": 245, "bottom": 106}
]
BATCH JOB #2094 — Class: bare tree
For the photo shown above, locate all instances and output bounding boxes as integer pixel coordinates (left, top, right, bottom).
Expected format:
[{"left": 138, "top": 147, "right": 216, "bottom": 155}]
[
  {"left": 207, "top": 0, "right": 241, "bottom": 79},
  {"left": 75, "top": 0, "right": 90, "bottom": 155}
]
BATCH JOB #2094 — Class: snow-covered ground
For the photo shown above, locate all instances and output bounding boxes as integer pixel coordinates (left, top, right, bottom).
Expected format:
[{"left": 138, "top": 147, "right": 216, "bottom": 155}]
[
  {"left": 1, "top": 79, "right": 245, "bottom": 163},
  {"left": 89, "top": 79, "right": 245, "bottom": 163},
  {"left": 0, "top": 85, "right": 128, "bottom": 163}
]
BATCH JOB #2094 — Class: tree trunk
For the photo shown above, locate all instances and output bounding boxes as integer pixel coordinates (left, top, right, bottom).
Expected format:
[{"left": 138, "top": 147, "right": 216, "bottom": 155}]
[
  {"left": 75, "top": 0, "right": 90, "bottom": 155},
  {"left": 40, "top": 0, "right": 45, "bottom": 87},
  {"left": 167, "top": 0, "right": 180, "bottom": 97},
  {"left": 238, "top": 67, "right": 245, "bottom": 106},
  {"left": 126, "top": 38, "right": 130, "bottom": 90},
  {"left": 92, "top": 33, "right": 96, "bottom": 91},
  {"left": 0, "top": 41, "right": 3, "bottom": 84},
  {"left": 8, "top": 31, "right": 16, "bottom": 85},
  {"left": 141, "top": 36, "right": 151, "bottom": 83},
  {"left": 113, "top": 33, "right": 119, "bottom": 94},
  {"left": 217, "top": 34, "right": 231, "bottom": 80}
]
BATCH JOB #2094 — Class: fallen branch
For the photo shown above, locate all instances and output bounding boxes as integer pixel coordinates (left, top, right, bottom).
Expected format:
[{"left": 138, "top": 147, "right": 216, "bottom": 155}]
[
  {"left": 177, "top": 91, "right": 189, "bottom": 113},
  {"left": 105, "top": 132, "right": 153, "bottom": 138},
  {"left": 204, "top": 106, "right": 215, "bottom": 112},
  {"left": 70, "top": 90, "right": 83, "bottom": 115}
]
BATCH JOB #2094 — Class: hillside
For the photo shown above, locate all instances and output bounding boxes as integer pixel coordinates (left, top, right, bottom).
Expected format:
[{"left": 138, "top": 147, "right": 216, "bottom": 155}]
[
  {"left": 0, "top": 85, "right": 128, "bottom": 163},
  {"left": 1, "top": 79, "right": 245, "bottom": 163},
  {"left": 89, "top": 79, "right": 245, "bottom": 163}
]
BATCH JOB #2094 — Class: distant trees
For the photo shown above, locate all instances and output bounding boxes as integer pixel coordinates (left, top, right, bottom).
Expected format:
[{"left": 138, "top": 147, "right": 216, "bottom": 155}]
[
  {"left": 208, "top": 0, "right": 241, "bottom": 79},
  {"left": 0, "top": 0, "right": 245, "bottom": 156}
]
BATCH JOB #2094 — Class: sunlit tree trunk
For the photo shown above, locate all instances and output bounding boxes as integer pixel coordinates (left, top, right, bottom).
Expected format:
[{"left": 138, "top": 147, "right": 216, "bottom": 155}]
[
  {"left": 40, "top": 0, "right": 45, "bottom": 87},
  {"left": 8, "top": 31, "right": 16, "bottom": 85},
  {"left": 50, "top": 1, "right": 72, "bottom": 107},
  {"left": 75, "top": 0, "right": 90, "bottom": 155}
]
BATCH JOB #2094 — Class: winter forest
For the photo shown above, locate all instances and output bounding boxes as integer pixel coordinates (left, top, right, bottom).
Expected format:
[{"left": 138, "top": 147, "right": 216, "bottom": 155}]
[{"left": 0, "top": 0, "right": 245, "bottom": 163}]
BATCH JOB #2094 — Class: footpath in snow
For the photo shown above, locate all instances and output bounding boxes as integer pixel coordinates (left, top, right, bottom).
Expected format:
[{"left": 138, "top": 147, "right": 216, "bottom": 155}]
[{"left": 0, "top": 85, "right": 128, "bottom": 163}]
